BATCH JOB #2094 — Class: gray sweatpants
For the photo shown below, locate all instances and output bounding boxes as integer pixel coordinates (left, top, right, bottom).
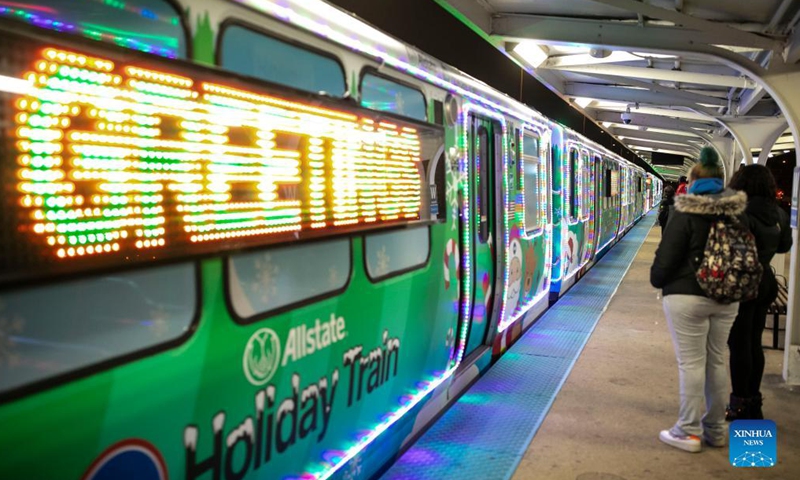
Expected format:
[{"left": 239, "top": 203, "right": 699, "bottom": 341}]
[{"left": 662, "top": 294, "right": 738, "bottom": 439}]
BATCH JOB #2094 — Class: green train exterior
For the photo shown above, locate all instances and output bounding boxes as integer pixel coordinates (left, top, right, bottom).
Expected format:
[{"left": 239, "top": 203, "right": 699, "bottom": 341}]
[
  {"left": 547, "top": 131, "right": 650, "bottom": 297},
  {"left": 0, "top": 1, "right": 661, "bottom": 479}
]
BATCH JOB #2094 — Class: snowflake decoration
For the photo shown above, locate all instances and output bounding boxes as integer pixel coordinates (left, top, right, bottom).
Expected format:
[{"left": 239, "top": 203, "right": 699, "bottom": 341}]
[
  {"left": 253, "top": 254, "right": 279, "bottom": 305},
  {"left": 732, "top": 451, "right": 774, "bottom": 467},
  {"left": 449, "top": 199, "right": 459, "bottom": 230},
  {"left": 445, "top": 165, "right": 465, "bottom": 206},
  {"left": 342, "top": 454, "right": 362, "bottom": 480},
  {"left": 375, "top": 246, "right": 390, "bottom": 276},
  {"left": 0, "top": 301, "right": 25, "bottom": 368},
  {"left": 446, "top": 164, "right": 466, "bottom": 231}
]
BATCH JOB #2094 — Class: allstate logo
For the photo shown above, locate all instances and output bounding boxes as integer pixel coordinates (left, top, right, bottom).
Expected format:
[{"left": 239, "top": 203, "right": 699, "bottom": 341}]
[{"left": 243, "top": 328, "right": 281, "bottom": 386}]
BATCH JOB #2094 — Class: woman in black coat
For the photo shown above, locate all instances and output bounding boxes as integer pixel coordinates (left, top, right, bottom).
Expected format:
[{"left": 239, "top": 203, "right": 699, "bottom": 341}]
[
  {"left": 657, "top": 185, "right": 676, "bottom": 229},
  {"left": 726, "top": 165, "right": 793, "bottom": 420}
]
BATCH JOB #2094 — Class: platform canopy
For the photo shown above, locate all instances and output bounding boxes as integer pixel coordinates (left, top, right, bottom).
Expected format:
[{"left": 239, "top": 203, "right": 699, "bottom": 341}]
[{"left": 437, "top": 0, "right": 800, "bottom": 180}]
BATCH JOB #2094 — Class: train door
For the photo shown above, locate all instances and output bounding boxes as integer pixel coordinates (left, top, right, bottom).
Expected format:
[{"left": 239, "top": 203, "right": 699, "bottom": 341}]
[
  {"left": 581, "top": 152, "right": 598, "bottom": 264},
  {"left": 462, "top": 114, "right": 500, "bottom": 357},
  {"left": 548, "top": 128, "right": 565, "bottom": 298}
]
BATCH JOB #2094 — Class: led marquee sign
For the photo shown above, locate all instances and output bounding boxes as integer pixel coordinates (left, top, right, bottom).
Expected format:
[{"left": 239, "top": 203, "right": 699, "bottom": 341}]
[{"left": 0, "top": 32, "right": 442, "bottom": 286}]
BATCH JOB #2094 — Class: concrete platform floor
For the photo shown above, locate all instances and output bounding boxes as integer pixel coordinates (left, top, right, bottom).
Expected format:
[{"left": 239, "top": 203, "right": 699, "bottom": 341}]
[{"left": 512, "top": 224, "right": 800, "bottom": 480}]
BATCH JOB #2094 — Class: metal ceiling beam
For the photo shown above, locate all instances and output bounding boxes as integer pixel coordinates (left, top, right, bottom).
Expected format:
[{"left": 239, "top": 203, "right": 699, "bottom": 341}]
[
  {"left": 570, "top": 73, "right": 729, "bottom": 106},
  {"left": 624, "top": 137, "right": 700, "bottom": 154},
  {"left": 491, "top": 14, "right": 767, "bottom": 76},
  {"left": 543, "top": 63, "right": 758, "bottom": 89},
  {"left": 592, "top": 104, "right": 718, "bottom": 122},
  {"left": 788, "top": 3, "right": 800, "bottom": 31},
  {"left": 606, "top": 123, "right": 713, "bottom": 142},
  {"left": 545, "top": 51, "right": 660, "bottom": 68},
  {"left": 681, "top": 89, "right": 732, "bottom": 99},
  {"left": 785, "top": 22, "right": 800, "bottom": 63},
  {"left": 728, "top": 51, "right": 772, "bottom": 117},
  {"left": 767, "top": 0, "right": 797, "bottom": 33},
  {"left": 610, "top": 127, "right": 705, "bottom": 145},
  {"left": 633, "top": 146, "right": 697, "bottom": 158},
  {"left": 738, "top": 85, "right": 768, "bottom": 114},
  {"left": 565, "top": 83, "right": 721, "bottom": 114},
  {"left": 583, "top": 0, "right": 782, "bottom": 51},
  {"left": 594, "top": 110, "right": 715, "bottom": 132},
  {"left": 619, "top": 135, "right": 699, "bottom": 150}
]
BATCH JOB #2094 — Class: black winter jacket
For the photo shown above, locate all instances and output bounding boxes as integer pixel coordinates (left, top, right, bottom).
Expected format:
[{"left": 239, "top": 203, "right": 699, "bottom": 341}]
[
  {"left": 657, "top": 196, "right": 674, "bottom": 228},
  {"left": 650, "top": 190, "right": 748, "bottom": 297},
  {"left": 741, "top": 196, "right": 793, "bottom": 303}
]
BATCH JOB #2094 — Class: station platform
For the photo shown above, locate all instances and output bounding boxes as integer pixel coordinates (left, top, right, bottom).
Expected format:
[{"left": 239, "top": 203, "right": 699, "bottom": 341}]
[{"left": 381, "top": 217, "right": 800, "bottom": 480}]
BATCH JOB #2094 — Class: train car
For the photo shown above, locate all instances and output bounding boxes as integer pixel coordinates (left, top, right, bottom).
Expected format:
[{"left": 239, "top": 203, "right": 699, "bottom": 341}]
[
  {"left": 547, "top": 132, "right": 644, "bottom": 297},
  {"left": 0, "top": 1, "right": 661, "bottom": 479}
]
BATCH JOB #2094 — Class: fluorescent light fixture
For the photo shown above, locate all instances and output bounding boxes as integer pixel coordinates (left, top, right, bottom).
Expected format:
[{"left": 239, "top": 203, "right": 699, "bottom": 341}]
[
  {"left": 631, "top": 51, "right": 676, "bottom": 59},
  {"left": 601, "top": 122, "right": 611, "bottom": 127},
  {"left": 573, "top": 97, "right": 593, "bottom": 109},
  {"left": 512, "top": 42, "right": 549, "bottom": 69}
]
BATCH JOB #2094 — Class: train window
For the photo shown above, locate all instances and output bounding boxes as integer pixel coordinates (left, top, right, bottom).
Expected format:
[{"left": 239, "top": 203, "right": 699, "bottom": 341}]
[
  {"left": 477, "top": 125, "right": 490, "bottom": 242},
  {"left": 569, "top": 149, "right": 579, "bottom": 220},
  {"left": 0, "top": 263, "right": 196, "bottom": 396},
  {"left": 0, "top": 0, "right": 187, "bottom": 59},
  {"left": 220, "top": 24, "right": 346, "bottom": 97},
  {"left": 522, "top": 134, "right": 542, "bottom": 233},
  {"left": 227, "top": 239, "right": 351, "bottom": 322},
  {"left": 581, "top": 153, "right": 591, "bottom": 219},
  {"left": 365, "top": 226, "right": 430, "bottom": 281},
  {"left": 361, "top": 73, "right": 427, "bottom": 121}
]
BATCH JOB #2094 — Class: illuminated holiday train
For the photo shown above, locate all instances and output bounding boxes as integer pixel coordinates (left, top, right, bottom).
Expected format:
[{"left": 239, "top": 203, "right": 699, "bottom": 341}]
[{"left": 0, "top": 1, "right": 661, "bottom": 479}]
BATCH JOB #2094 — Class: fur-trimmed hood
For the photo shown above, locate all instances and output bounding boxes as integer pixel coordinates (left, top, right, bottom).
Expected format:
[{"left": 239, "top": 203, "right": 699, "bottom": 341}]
[{"left": 674, "top": 189, "right": 747, "bottom": 216}]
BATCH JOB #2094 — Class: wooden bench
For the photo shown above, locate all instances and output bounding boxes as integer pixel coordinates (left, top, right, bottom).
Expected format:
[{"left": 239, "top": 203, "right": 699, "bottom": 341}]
[{"left": 765, "top": 274, "right": 788, "bottom": 350}]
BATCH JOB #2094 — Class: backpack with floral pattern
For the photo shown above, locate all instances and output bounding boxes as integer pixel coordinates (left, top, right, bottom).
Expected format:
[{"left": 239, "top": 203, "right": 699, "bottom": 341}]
[{"left": 695, "top": 215, "right": 762, "bottom": 304}]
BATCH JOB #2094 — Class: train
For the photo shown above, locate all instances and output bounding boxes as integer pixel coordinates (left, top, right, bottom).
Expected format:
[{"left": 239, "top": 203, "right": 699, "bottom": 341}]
[{"left": 0, "top": 1, "right": 662, "bottom": 479}]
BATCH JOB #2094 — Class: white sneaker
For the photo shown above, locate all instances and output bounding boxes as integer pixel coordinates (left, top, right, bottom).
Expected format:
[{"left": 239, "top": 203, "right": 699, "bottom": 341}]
[{"left": 659, "top": 430, "right": 702, "bottom": 453}]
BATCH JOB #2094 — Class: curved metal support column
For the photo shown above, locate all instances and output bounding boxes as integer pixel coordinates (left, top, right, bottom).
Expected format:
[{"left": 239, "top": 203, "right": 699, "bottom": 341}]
[
  {"left": 760, "top": 68, "right": 800, "bottom": 384},
  {"left": 710, "top": 136, "right": 736, "bottom": 181},
  {"left": 719, "top": 118, "right": 789, "bottom": 168},
  {"left": 756, "top": 121, "right": 789, "bottom": 165}
]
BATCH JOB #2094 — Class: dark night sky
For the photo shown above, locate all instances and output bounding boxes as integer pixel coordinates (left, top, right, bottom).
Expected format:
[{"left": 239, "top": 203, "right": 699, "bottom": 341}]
[{"left": 327, "top": 0, "right": 657, "bottom": 174}]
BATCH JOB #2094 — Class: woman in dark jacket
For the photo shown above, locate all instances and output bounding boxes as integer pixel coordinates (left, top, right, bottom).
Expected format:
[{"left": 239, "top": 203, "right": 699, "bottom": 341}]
[
  {"left": 650, "top": 147, "right": 748, "bottom": 453},
  {"left": 726, "top": 165, "right": 792, "bottom": 420},
  {"left": 658, "top": 185, "right": 676, "bottom": 229}
]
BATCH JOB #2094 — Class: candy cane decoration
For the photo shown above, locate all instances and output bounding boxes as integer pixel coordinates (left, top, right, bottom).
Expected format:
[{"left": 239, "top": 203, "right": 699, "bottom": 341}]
[{"left": 443, "top": 238, "right": 460, "bottom": 290}]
